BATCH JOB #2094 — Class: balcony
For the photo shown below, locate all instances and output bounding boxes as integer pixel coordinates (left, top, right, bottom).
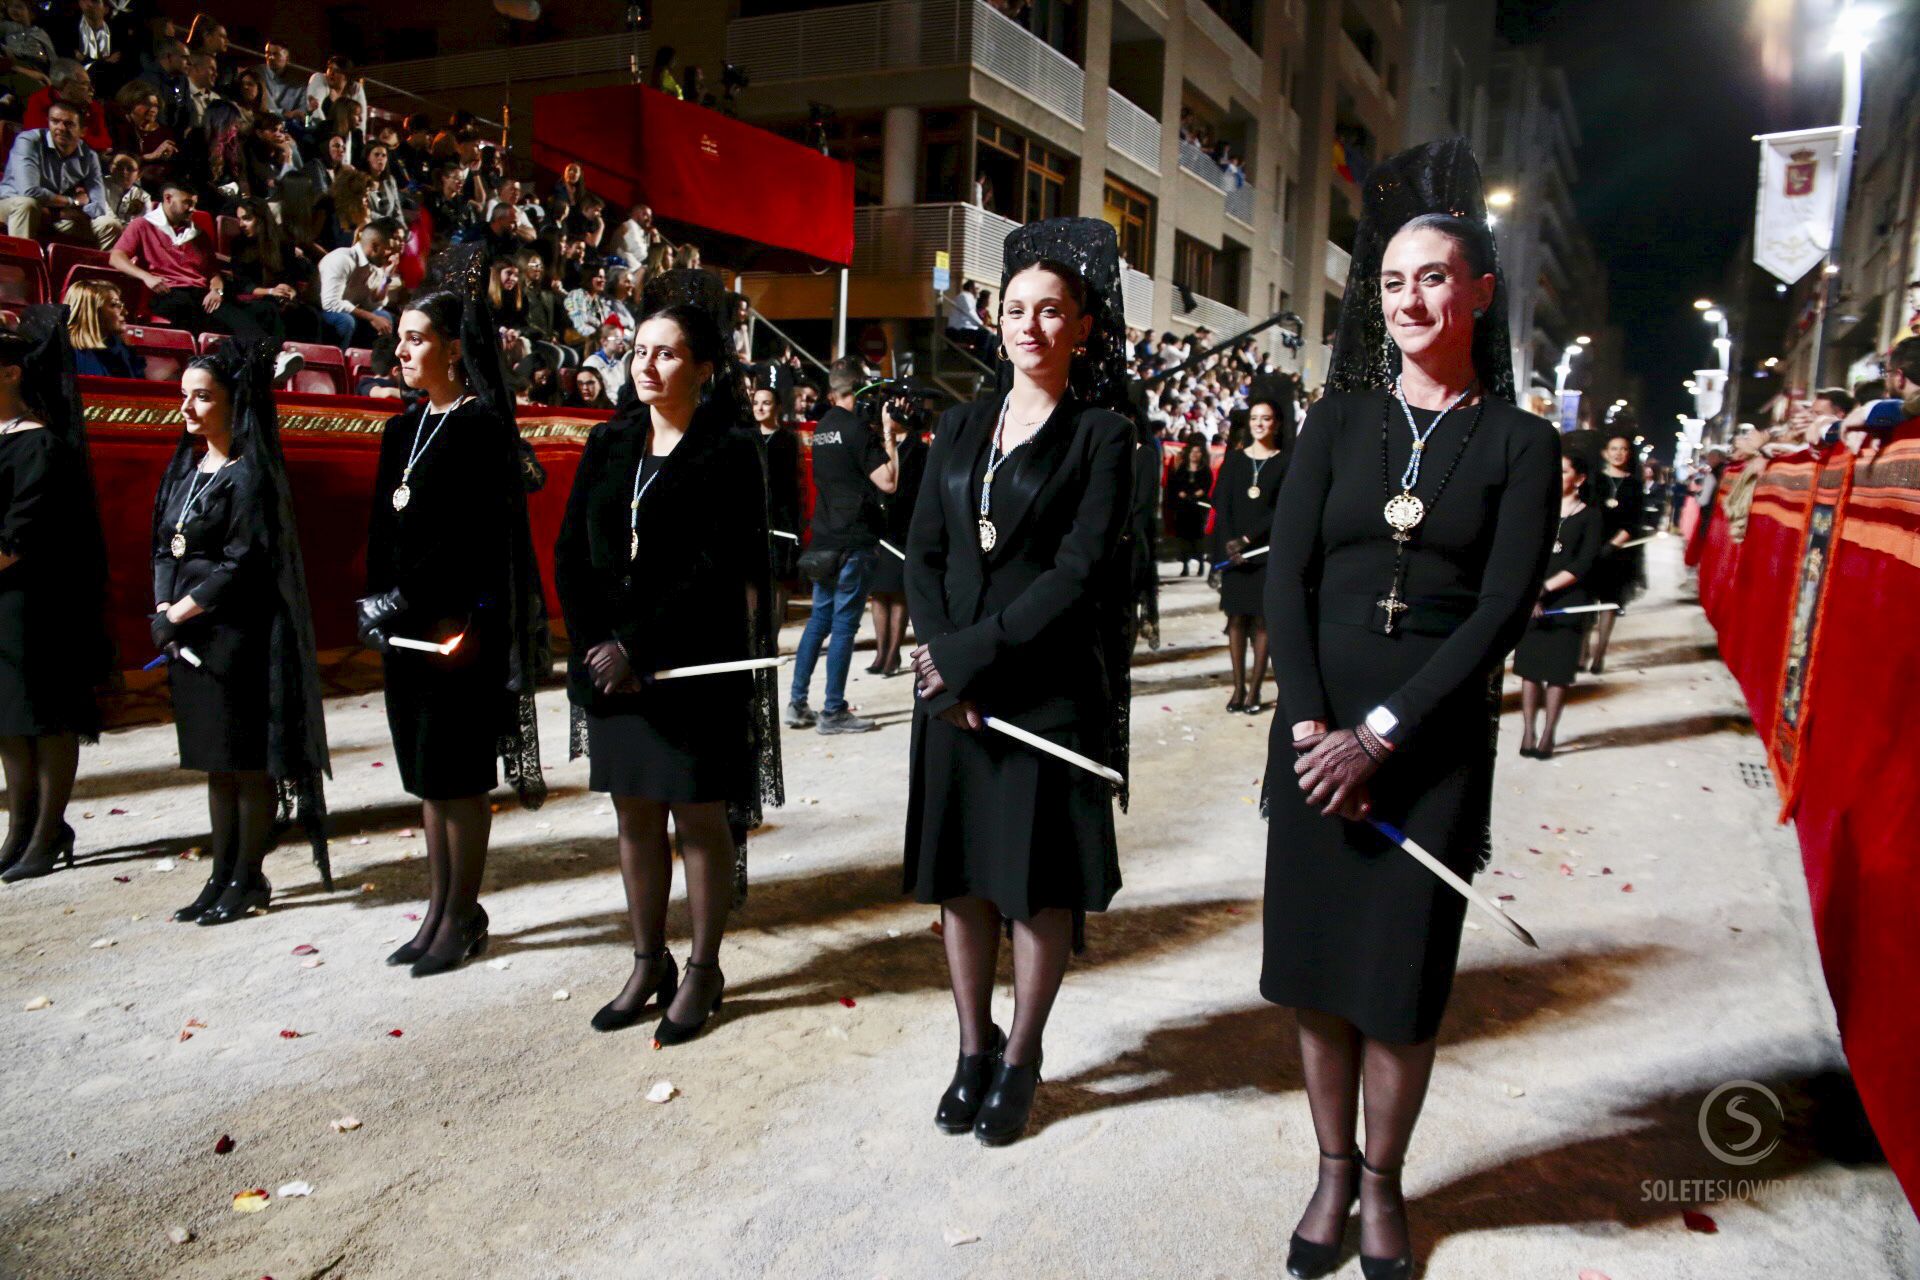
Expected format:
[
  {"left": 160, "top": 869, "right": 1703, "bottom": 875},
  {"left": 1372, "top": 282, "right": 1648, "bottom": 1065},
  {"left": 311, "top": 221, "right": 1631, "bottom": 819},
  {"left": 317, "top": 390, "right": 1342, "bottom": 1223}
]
[
  {"left": 1225, "top": 183, "right": 1256, "bottom": 227},
  {"left": 1185, "top": 0, "right": 1262, "bottom": 100},
  {"left": 1123, "top": 266, "right": 1155, "bottom": 331},
  {"left": 1173, "top": 288, "right": 1251, "bottom": 336},
  {"left": 1325, "top": 241, "right": 1352, "bottom": 288},
  {"left": 1178, "top": 139, "right": 1231, "bottom": 192},
  {"left": 726, "top": 0, "right": 1085, "bottom": 128},
  {"left": 362, "top": 31, "right": 648, "bottom": 94},
  {"left": 851, "top": 202, "right": 1022, "bottom": 287},
  {"left": 1106, "top": 89, "right": 1161, "bottom": 175}
]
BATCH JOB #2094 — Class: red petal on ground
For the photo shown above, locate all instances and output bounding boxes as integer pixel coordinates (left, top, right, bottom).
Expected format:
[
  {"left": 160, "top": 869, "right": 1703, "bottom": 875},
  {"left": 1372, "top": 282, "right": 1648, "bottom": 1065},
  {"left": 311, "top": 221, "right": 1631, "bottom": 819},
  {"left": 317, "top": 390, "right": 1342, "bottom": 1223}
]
[
  {"left": 371, "top": 762, "right": 384, "bottom": 768},
  {"left": 113, "top": 875, "right": 130, "bottom": 883},
  {"left": 838, "top": 996, "right": 857, "bottom": 1008},
  {"left": 1682, "top": 1209, "right": 1718, "bottom": 1233},
  {"left": 278, "top": 1030, "right": 301, "bottom": 1040},
  {"left": 1497, "top": 894, "right": 1516, "bottom": 902},
  {"left": 1622, "top": 883, "right": 1635, "bottom": 893},
  {"left": 387, "top": 1029, "right": 404, "bottom": 1037},
  {"left": 291, "top": 944, "right": 318, "bottom": 956},
  {"left": 214, "top": 1134, "right": 235, "bottom": 1154},
  {"left": 108, "top": 808, "right": 127, "bottom": 815}
]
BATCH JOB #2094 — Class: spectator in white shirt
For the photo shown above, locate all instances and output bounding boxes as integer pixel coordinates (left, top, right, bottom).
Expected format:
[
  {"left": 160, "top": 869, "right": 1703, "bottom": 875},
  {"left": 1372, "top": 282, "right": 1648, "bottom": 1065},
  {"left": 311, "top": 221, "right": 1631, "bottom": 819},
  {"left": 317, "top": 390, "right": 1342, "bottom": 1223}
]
[
  {"left": 316, "top": 216, "right": 402, "bottom": 348},
  {"left": 944, "top": 278, "right": 988, "bottom": 357},
  {"left": 483, "top": 177, "right": 538, "bottom": 242},
  {"left": 613, "top": 202, "right": 655, "bottom": 267},
  {"left": 304, "top": 55, "right": 367, "bottom": 132},
  {"left": 582, "top": 326, "right": 631, "bottom": 402}
]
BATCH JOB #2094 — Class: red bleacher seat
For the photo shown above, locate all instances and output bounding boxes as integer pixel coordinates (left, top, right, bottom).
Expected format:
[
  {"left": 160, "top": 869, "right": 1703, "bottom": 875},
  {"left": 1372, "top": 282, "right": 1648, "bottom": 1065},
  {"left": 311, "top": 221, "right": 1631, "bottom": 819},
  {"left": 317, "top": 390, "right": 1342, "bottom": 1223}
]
[
  {"left": 196, "top": 332, "right": 227, "bottom": 356},
  {"left": 0, "top": 235, "right": 48, "bottom": 307},
  {"left": 343, "top": 346, "right": 374, "bottom": 385},
  {"left": 48, "top": 243, "right": 110, "bottom": 299},
  {"left": 63, "top": 263, "right": 147, "bottom": 322},
  {"left": 282, "top": 342, "right": 348, "bottom": 396},
  {"left": 122, "top": 324, "right": 195, "bottom": 382}
]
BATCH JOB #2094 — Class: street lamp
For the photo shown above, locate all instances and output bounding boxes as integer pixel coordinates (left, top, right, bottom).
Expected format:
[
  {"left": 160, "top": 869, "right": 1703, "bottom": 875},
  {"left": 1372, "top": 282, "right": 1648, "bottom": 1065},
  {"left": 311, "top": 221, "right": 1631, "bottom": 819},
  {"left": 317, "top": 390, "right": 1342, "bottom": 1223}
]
[
  {"left": 1808, "top": 2, "right": 1883, "bottom": 387},
  {"left": 1554, "top": 339, "right": 1589, "bottom": 396},
  {"left": 1487, "top": 189, "right": 1514, "bottom": 209},
  {"left": 1693, "top": 298, "right": 1714, "bottom": 311}
]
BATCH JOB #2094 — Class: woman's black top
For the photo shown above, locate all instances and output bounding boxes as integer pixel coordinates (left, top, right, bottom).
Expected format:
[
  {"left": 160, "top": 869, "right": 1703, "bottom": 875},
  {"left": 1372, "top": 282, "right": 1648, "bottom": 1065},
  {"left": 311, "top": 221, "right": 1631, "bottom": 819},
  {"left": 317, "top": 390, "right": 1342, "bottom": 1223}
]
[
  {"left": 152, "top": 457, "right": 270, "bottom": 668},
  {"left": 553, "top": 404, "right": 773, "bottom": 715},
  {"left": 758, "top": 424, "right": 804, "bottom": 537},
  {"left": 1593, "top": 469, "right": 1648, "bottom": 541},
  {"left": 1539, "top": 502, "right": 1604, "bottom": 615},
  {"left": 1265, "top": 390, "right": 1559, "bottom": 740},
  {"left": 882, "top": 433, "right": 928, "bottom": 546},
  {"left": 1207, "top": 447, "right": 1286, "bottom": 561},
  {"left": 1165, "top": 462, "right": 1212, "bottom": 540}
]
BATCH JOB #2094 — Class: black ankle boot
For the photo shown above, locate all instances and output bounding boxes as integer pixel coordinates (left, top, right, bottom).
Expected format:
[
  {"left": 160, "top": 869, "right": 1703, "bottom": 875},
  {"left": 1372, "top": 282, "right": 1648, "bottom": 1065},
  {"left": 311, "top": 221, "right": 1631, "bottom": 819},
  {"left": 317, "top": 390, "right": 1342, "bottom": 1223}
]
[
  {"left": 1287, "top": 1147, "right": 1361, "bottom": 1278},
  {"left": 1358, "top": 1157, "right": 1414, "bottom": 1280},
  {"left": 198, "top": 874, "right": 271, "bottom": 926},
  {"left": 410, "top": 905, "right": 489, "bottom": 977},
  {"left": 652, "top": 959, "right": 724, "bottom": 1046},
  {"left": 592, "top": 949, "right": 679, "bottom": 1032},
  {"left": 0, "top": 823, "right": 75, "bottom": 883},
  {"left": 934, "top": 1025, "right": 1005, "bottom": 1134},
  {"left": 973, "top": 1051, "right": 1042, "bottom": 1147}
]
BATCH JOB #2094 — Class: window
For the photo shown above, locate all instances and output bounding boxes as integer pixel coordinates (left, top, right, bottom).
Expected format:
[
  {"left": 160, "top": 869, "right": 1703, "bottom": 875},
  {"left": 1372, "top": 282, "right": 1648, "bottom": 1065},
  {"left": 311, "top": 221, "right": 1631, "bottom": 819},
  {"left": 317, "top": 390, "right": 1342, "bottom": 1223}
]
[
  {"left": 1341, "top": 3, "right": 1378, "bottom": 69},
  {"left": 1282, "top": 177, "right": 1298, "bottom": 262},
  {"left": 1174, "top": 232, "right": 1243, "bottom": 307},
  {"left": 769, "top": 111, "right": 886, "bottom": 205},
  {"left": 1102, "top": 176, "right": 1153, "bottom": 273},
  {"left": 922, "top": 110, "right": 965, "bottom": 203},
  {"left": 977, "top": 115, "right": 1075, "bottom": 223},
  {"left": 1026, "top": 144, "right": 1071, "bottom": 222}
]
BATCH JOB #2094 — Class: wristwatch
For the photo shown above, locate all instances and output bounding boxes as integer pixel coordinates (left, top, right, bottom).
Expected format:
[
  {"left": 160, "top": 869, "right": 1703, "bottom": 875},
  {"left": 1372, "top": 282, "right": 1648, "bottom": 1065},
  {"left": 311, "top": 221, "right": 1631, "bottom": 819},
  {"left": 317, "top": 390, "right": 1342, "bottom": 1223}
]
[{"left": 1364, "top": 705, "right": 1400, "bottom": 747}]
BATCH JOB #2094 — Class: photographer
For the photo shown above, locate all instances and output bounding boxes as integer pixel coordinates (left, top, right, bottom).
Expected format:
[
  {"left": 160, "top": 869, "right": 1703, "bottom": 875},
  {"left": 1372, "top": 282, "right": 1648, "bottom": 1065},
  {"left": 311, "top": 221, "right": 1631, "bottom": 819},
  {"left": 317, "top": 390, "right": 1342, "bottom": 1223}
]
[
  {"left": 864, "top": 384, "right": 929, "bottom": 678},
  {"left": 786, "top": 358, "right": 897, "bottom": 734}
]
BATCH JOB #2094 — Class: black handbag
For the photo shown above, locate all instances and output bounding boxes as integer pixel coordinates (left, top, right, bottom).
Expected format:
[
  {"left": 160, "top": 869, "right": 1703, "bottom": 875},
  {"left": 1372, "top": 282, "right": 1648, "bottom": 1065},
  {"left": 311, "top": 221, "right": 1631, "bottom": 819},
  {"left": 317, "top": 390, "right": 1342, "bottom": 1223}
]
[{"left": 797, "top": 545, "right": 846, "bottom": 585}]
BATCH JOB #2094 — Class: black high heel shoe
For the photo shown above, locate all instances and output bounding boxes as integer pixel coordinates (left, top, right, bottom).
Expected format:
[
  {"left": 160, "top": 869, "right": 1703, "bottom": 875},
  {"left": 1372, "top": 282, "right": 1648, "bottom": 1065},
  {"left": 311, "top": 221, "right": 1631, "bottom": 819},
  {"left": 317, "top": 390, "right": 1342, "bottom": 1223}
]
[
  {"left": 1286, "top": 1147, "right": 1361, "bottom": 1279},
  {"left": 1358, "top": 1157, "right": 1414, "bottom": 1280},
  {"left": 973, "top": 1050, "right": 1042, "bottom": 1147},
  {"left": 198, "top": 875, "right": 271, "bottom": 926},
  {"left": 0, "top": 827, "right": 32, "bottom": 878},
  {"left": 386, "top": 931, "right": 431, "bottom": 967},
  {"left": 1518, "top": 743, "right": 1539, "bottom": 759},
  {"left": 1226, "top": 693, "right": 1247, "bottom": 713},
  {"left": 410, "top": 905, "right": 489, "bottom": 977},
  {"left": 592, "top": 948, "right": 679, "bottom": 1033},
  {"left": 934, "top": 1024, "right": 1005, "bottom": 1134},
  {"left": 1, "top": 823, "right": 76, "bottom": 883},
  {"left": 172, "top": 875, "right": 229, "bottom": 922},
  {"left": 652, "top": 958, "right": 724, "bottom": 1046}
]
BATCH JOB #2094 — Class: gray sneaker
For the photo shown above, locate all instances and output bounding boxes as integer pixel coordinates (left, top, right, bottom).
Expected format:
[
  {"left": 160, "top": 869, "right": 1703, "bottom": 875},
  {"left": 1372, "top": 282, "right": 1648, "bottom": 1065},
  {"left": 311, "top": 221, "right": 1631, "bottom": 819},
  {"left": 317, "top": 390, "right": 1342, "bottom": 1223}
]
[
  {"left": 783, "top": 701, "right": 817, "bottom": 728},
  {"left": 815, "top": 708, "right": 876, "bottom": 735}
]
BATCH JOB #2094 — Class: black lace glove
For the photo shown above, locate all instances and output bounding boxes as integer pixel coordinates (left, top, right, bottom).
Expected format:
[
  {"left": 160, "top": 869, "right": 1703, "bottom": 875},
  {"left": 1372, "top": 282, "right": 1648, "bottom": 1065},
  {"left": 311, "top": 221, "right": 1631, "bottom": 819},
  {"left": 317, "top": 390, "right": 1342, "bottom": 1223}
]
[
  {"left": 355, "top": 587, "right": 407, "bottom": 653},
  {"left": 150, "top": 611, "right": 178, "bottom": 649}
]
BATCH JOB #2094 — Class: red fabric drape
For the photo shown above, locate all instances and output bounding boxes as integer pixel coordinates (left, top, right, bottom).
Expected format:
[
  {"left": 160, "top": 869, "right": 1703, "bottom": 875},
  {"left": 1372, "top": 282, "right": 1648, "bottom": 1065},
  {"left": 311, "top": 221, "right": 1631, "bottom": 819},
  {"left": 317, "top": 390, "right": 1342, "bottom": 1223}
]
[
  {"left": 1695, "top": 429, "right": 1920, "bottom": 1213},
  {"left": 530, "top": 84, "right": 854, "bottom": 269}
]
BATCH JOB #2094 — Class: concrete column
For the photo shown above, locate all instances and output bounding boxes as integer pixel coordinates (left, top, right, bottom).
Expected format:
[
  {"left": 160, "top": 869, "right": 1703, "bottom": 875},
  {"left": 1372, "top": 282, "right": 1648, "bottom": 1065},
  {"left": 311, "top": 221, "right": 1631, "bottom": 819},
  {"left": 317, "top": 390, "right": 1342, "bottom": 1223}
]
[
  {"left": 1078, "top": 0, "right": 1114, "bottom": 221},
  {"left": 1292, "top": 0, "right": 1341, "bottom": 373},
  {"left": 882, "top": 105, "right": 919, "bottom": 206},
  {"left": 1151, "top": 6, "right": 1185, "bottom": 334}
]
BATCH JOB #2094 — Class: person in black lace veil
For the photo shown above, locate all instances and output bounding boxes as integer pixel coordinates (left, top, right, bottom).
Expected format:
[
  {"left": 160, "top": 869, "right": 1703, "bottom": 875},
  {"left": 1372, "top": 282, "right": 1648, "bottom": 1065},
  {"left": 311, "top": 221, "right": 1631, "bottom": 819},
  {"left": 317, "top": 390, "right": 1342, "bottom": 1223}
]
[
  {"left": 357, "top": 244, "right": 549, "bottom": 978},
  {"left": 1515, "top": 452, "right": 1604, "bottom": 759},
  {"left": 554, "top": 269, "right": 783, "bottom": 1044},
  {"left": 903, "top": 217, "right": 1135, "bottom": 1146},
  {"left": 863, "top": 380, "right": 929, "bottom": 678},
  {"left": 1581, "top": 431, "right": 1649, "bottom": 674},
  {"left": 1124, "top": 383, "right": 1161, "bottom": 652},
  {"left": 151, "top": 340, "right": 331, "bottom": 923},
  {"left": 0, "top": 307, "right": 112, "bottom": 882},
  {"left": 1163, "top": 440, "right": 1213, "bottom": 575},
  {"left": 1209, "top": 382, "right": 1288, "bottom": 713},
  {"left": 1260, "top": 140, "right": 1557, "bottom": 1279},
  {"left": 746, "top": 381, "right": 802, "bottom": 626}
]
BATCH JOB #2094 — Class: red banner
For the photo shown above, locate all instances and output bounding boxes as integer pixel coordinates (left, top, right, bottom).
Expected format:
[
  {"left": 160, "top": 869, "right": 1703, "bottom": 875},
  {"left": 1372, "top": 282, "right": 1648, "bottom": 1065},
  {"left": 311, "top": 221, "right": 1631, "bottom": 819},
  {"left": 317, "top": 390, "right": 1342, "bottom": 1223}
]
[
  {"left": 531, "top": 84, "right": 855, "bottom": 270},
  {"left": 1696, "top": 428, "right": 1920, "bottom": 1212}
]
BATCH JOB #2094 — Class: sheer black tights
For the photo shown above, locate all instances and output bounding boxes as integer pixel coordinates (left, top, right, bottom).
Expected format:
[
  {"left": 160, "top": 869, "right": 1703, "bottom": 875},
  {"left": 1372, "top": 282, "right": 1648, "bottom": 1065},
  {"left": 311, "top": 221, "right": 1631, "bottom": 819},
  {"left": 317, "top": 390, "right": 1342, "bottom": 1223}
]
[
  {"left": 1519, "top": 680, "right": 1568, "bottom": 752},
  {"left": 0, "top": 732, "right": 78, "bottom": 864},
  {"left": 401, "top": 795, "right": 492, "bottom": 960},
  {"left": 1293, "top": 1008, "right": 1437, "bottom": 1259},
  {"left": 1226, "top": 616, "right": 1269, "bottom": 705},
  {"left": 940, "top": 897, "right": 1071, "bottom": 1066},
  {"left": 206, "top": 769, "right": 275, "bottom": 888},
  {"left": 870, "top": 593, "right": 908, "bottom": 673},
  {"left": 604, "top": 798, "right": 733, "bottom": 1022}
]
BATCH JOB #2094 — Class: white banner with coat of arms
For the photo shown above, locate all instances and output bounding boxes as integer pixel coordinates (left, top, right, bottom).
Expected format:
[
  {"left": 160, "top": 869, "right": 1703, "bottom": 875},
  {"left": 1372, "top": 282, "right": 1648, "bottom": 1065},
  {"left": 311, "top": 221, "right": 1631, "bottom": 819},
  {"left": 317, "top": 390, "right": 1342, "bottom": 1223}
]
[{"left": 1753, "top": 126, "right": 1844, "bottom": 284}]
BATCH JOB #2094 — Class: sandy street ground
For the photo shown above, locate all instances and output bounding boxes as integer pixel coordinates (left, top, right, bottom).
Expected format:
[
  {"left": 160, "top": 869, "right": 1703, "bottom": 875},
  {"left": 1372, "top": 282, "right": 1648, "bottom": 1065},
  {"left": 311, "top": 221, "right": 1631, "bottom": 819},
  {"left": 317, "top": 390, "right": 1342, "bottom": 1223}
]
[{"left": 1, "top": 539, "right": 1916, "bottom": 1280}]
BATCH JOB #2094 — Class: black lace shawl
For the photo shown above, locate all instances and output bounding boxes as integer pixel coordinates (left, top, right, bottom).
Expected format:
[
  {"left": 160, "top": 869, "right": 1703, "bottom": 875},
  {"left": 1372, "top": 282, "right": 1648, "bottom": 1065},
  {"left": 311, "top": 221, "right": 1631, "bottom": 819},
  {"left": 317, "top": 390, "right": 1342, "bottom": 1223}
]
[
  {"left": 18, "top": 306, "right": 114, "bottom": 733},
  {"left": 1000, "top": 218, "right": 1136, "bottom": 807},
  {"left": 423, "top": 245, "right": 550, "bottom": 808},
  {"left": 1326, "top": 137, "right": 1517, "bottom": 404},
  {"left": 151, "top": 340, "right": 334, "bottom": 886}
]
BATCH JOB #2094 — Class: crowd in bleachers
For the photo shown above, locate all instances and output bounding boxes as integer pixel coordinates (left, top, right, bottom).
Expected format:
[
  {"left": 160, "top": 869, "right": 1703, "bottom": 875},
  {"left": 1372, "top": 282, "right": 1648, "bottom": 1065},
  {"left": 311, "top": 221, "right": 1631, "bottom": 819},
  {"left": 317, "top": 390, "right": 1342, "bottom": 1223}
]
[{"left": 0, "top": 5, "right": 696, "bottom": 405}]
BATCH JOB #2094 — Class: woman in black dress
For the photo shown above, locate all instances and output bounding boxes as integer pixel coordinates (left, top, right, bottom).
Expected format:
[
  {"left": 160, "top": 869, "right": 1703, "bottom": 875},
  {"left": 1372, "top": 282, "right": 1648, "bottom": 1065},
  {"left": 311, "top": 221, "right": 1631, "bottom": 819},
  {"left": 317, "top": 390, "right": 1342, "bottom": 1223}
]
[
  {"left": 1582, "top": 432, "right": 1647, "bottom": 674},
  {"left": 1126, "top": 405, "right": 1162, "bottom": 653},
  {"left": 1210, "top": 388, "right": 1287, "bottom": 713},
  {"left": 904, "top": 218, "right": 1135, "bottom": 1146},
  {"left": 1164, "top": 441, "right": 1212, "bottom": 574},
  {"left": 1262, "top": 142, "right": 1557, "bottom": 1280},
  {"left": 152, "top": 342, "right": 332, "bottom": 922},
  {"left": 357, "top": 248, "right": 549, "bottom": 977},
  {"left": 0, "top": 309, "right": 112, "bottom": 882},
  {"left": 746, "top": 385, "right": 803, "bottom": 628},
  {"left": 865, "top": 386, "right": 928, "bottom": 677},
  {"left": 1515, "top": 453, "right": 1603, "bottom": 760},
  {"left": 553, "top": 270, "right": 783, "bottom": 1043}
]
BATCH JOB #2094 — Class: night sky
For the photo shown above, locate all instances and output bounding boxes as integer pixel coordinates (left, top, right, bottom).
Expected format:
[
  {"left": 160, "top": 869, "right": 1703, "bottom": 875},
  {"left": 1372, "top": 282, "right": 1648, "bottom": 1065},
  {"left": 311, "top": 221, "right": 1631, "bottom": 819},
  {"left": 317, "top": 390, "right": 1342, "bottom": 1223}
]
[{"left": 1495, "top": 0, "right": 1807, "bottom": 439}]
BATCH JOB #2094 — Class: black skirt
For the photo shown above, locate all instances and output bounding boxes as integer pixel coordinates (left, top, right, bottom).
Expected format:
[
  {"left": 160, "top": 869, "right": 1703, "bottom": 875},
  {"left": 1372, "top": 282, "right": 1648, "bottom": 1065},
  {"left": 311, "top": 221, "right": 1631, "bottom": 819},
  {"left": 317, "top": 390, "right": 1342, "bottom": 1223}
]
[
  {"left": 170, "top": 630, "right": 270, "bottom": 771},
  {"left": 903, "top": 706, "right": 1120, "bottom": 920},
  {"left": 1586, "top": 544, "right": 1645, "bottom": 605},
  {"left": 381, "top": 630, "right": 506, "bottom": 800},
  {"left": 584, "top": 676, "right": 750, "bottom": 802},
  {"left": 869, "top": 545, "right": 907, "bottom": 594},
  {"left": 1513, "top": 615, "right": 1587, "bottom": 686},
  {"left": 1262, "top": 619, "right": 1495, "bottom": 1044},
  {"left": 1219, "top": 562, "right": 1264, "bottom": 617}
]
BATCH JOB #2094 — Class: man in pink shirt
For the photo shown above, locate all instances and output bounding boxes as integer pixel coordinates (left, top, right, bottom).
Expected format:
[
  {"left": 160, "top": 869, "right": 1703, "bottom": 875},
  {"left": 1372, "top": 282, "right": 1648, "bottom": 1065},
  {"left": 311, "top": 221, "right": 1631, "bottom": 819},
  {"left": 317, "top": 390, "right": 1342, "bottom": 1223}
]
[{"left": 109, "top": 180, "right": 277, "bottom": 337}]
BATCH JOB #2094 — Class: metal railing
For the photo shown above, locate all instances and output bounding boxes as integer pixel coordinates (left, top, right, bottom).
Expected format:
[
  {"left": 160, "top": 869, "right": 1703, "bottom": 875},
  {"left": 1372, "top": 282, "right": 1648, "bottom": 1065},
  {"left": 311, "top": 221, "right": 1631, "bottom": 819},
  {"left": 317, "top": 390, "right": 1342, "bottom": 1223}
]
[
  {"left": 850, "top": 202, "right": 1023, "bottom": 286},
  {"left": 1185, "top": 0, "right": 1263, "bottom": 99},
  {"left": 1105, "top": 89, "right": 1161, "bottom": 174},
  {"left": 1325, "top": 241, "right": 1352, "bottom": 288},
  {"left": 726, "top": 0, "right": 1084, "bottom": 127},
  {"left": 360, "top": 30, "right": 649, "bottom": 97},
  {"left": 1225, "top": 183, "right": 1256, "bottom": 227},
  {"left": 1122, "top": 267, "right": 1155, "bottom": 331},
  {"left": 1178, "top": 139, "right": 1231, "bottom": 192},
  {"left": 1173, "top": 289, "right": 1251, "bottom": 336}
]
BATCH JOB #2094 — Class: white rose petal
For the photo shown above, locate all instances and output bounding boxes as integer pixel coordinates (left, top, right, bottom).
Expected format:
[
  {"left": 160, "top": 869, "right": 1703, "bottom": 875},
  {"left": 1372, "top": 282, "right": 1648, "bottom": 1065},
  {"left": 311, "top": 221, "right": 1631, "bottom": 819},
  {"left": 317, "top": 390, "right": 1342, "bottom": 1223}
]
[{"left": 645, "top": 1080, "right": 677, "bottom": 1104}]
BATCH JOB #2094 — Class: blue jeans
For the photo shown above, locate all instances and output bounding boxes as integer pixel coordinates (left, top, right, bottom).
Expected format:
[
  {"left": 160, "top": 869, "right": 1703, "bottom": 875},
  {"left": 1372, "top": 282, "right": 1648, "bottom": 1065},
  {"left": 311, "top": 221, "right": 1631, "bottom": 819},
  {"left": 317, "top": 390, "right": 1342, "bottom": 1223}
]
[
  {"left": 318, "top": 307, "right": 392, "bottom": 350},
  {"left": 790, "top": 547, "right": 874, "bottom": 715}
]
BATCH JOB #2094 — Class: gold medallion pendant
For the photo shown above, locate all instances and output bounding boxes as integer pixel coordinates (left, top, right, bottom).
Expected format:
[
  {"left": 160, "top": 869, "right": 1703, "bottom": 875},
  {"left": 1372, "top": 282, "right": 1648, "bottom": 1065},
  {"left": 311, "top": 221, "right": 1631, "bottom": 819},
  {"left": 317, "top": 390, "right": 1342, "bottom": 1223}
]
[
  {"left": 1383, "top": 492, "right": 1426, "bottom": 533},
  {"left": 977, "top": 518, "right": 997, "bottom": 552},
  {"left": 1606, "top": 498, "right": 1619, "bottom": 508},
  {"left": 391, "top": 483, "right": 412, "bottom": 512},
  {"left": 169, "top": 532, "right": 187, "bottom": 559},
  {"left": 1247, "top": 485, "right": 1261, "bottom": 500}
]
